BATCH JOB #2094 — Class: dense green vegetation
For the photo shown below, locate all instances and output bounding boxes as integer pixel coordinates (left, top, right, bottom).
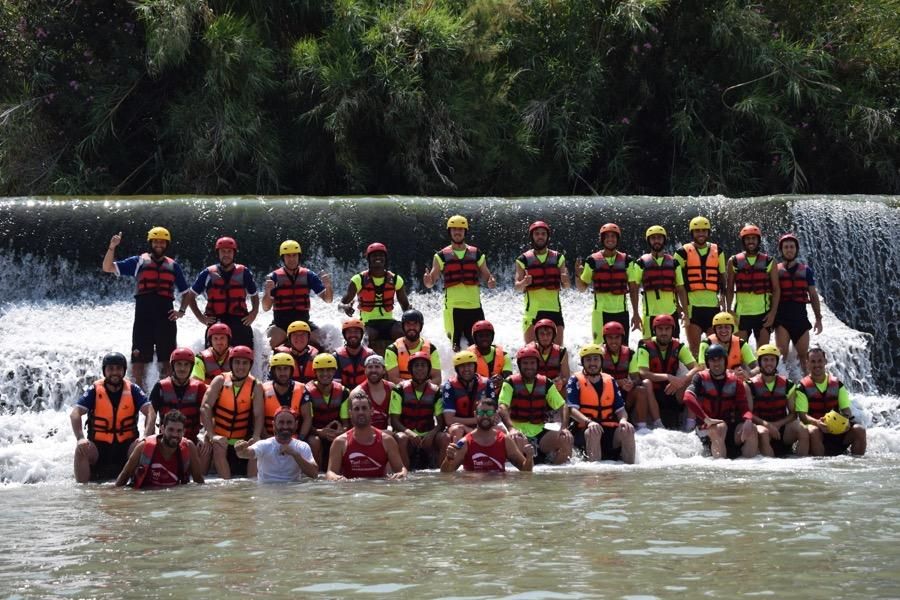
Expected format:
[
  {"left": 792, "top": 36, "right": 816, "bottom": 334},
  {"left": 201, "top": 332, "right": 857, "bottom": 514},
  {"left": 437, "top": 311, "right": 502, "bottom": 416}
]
[{"left": 1, "top": 0, "right": 897, "bottom": 196}]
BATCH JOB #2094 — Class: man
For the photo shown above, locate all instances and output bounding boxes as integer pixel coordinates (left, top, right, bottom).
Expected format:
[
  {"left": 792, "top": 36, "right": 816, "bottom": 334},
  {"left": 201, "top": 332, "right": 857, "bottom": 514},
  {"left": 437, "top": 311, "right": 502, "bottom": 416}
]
[
  {"left": 339, "top": 242, "right": 412, "bottom": 355},
  {"left": 261, "top": 353, "right": 303, "bottom": 438},
  {"left": 146, "top": 347, "right": 211, "bottom": 474},
  {"left": 566, "top": 344, "right": 636, "bottom": 463},
  {"left": 575, "top": 223, "right": 640, "bottom": 345},
  {"left": 514, "top": 220, "right": 570, "bottom": 343},
  {"left": 335, "top": 318, "right": 375, "bottom": 388},
  {"left": 102, "top": 227, "right": 191, "bottom": 388},
  {"left": 774, "top": 233, "right": 823, "bottom": 373},
  {"left": 384, "top": 309, "right": 441, "bottom": 385},
  {"left": 726, "top": 225, "right": 780, "bottom": 345},
  {"left": 186, "top": 236, "right": 259, "bottom": 348},
  {"left": 274, "top": 320, "right": 319, "bottom": 383},
  {"left": 235, "top": 407, "right": 319, "bottom": 482},
  {"left": 326, "top": 391, "right": 408, "bottom": 480},
  {"left": 748, "top": 345, "right": 809, "bottom": 457},
  {"left": 794, "top": 347, "right": 866, "bottom": 456},
  {"left": 599, "top": 322, "right": 649, "bottom": 432},
  {"left": 683, "top": 344, "right": 759, "bottom": 459},
  {"left": 390, "top": 351, "right": 449, "bottom": 469},
  {"left": 200, "top": 345, "right": 264, "bottom": 479},
  {"left": 526, "top": 318, "right": 570, "bottom": 391},
  {"left": 71, "top": 353, "right": 151, "bottom": 483},
  {"left": 116, "top": 410, "right": 205, "bottom": 488},
  {"left": 697, "top": 312, "right": 758, "bottom": 379},
  {"left": 637, "top": 314, "right": 700, "bottom": 430},
  {"left": 674, "top": 216, "right": 726, "bottom": 356},
  {"left": 192, "top": 322, "right": 232, "bottom": 384},
  {"left": 632, "top": 225, "right": 688, "bottom": 341},
  {"left": 442, "top": 351, "right": 495, "bottom": 443},
  {"left": 467, "top": 320, "right": 512, "bottom": 388},
  {"left": 423, "top": 215, "right": 497, "bottom": 351},
  {"left": 298, "top": 353, "right": 350, "bottom": 468},
  {"left": 350, "top": 355, "right": 394, "bottom": 430},
  {"left": 498, "top": 346, "right": 573, "bottom": 465},
  {"left": 262, "top": 239, "right": 333, "bottom": 349},
  {"left": 440, "top": 397, "right": 533, "bottom": 473}
]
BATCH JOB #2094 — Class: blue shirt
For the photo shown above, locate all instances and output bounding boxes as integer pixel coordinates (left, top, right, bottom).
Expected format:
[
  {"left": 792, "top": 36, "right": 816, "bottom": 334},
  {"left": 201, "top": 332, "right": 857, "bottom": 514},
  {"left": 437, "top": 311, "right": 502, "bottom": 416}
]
[
  {"left": 76, "top": 382, "right": 150, "bottom": 412},
  {"left": 565, "top": 375, "right": 625, "bottom": 412},
  {"left": 191, "top": 265, "right": 258, "bottom": 296},
  {"left": 266, "top": 269, "right": 326, "bottom": 295},
  {"left": 115, "top": 256, "right": 190, "bottom": 294},
  {"left": 440, "top": 378, "right": 495, "bottom": 413}
]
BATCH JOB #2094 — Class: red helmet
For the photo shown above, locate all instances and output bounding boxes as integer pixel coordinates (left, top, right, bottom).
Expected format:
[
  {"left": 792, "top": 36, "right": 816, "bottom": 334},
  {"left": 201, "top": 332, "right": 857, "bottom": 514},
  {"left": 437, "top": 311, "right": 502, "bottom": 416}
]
[
  {"left": 516, "top": 345, "right": 541, "bottom": 363},
  {"left": 528, "top": 220, "right": 551, "bottom": 235},
  {"left": 602, "top": 321, "right": 626, "bottom": 338},
  {"left": 471, "top": 320, "right": 495, "bottom": 336},
  {"left": 408, "top": 351, "right": 432, "bottom": 368},
  {"left": 366, "top": 242, "right": 387, "bottom": 257},
  {"left": 229, "top": 345, "right": 254, "bottom": 362},
  {"left": 215, "top": 237, "right": 237, "bottom": 251},
  {"left": 208, "top": 323, "right": 232, "bottom": 339},
  {"left": 740, "top": 225, "right": 762, "bottom": 239},
  {"left": 778, "top": 233, "right": 799, "bottom": 249},
  {"left": 341, "top": 318, "right": 365, "bottom": 333},
  {"left": 533, "top": 318, "right": 557, "bottom": 337},
  {"left": 599, "top": 223, "right": 621, "bottom": 237},
  {"left": 652, "top": 314, "right": 676, "bottom": 328},
  {"left": 169, "top": 347, "right": 196, "bottom": 364}
]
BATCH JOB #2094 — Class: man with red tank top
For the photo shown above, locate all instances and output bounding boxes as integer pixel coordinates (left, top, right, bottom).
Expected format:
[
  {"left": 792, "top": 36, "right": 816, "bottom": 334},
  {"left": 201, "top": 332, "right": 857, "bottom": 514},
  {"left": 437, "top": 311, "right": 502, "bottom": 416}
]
[
  {"left": 116, "top": 410, "right": 205, "bottom": 488},
  {"left": 349, "top": 355, "right": 394, "bottom": 431},
  {"left": 440, "top": 397, "right": 533, "bottom": 473},
  {"left": 327, "top": 392, "right": 407, "bottom": 480}
]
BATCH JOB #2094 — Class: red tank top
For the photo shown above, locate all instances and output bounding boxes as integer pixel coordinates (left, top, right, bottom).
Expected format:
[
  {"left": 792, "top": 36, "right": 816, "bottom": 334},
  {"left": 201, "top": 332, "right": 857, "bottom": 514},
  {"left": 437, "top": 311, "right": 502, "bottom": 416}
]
[
  {"left": 342, "top": 428, "right": 389, "bottom": 478},
  {"left": 361, "top": 380, "right": 394, "bottom": 429},
  {"left": 145, "top": 445, "right": 183, "bottom": 488},
  {"left": 462, "top": 430, "right": 507, "bottom": 472}
]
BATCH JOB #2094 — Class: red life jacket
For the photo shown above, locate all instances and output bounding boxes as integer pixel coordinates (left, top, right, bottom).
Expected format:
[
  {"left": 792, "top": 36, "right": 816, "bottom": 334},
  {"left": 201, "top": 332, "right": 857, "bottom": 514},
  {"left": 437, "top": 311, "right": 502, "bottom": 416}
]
[
  {"left": 360, "top": 380, "right": 394, "bottom": 429},
  {"left": 88, "top": 380, "right": 138, "bottom": 444},
  {"left": 305, "top": 380, "right": 346, "bottom": 429},
  {"left": 212, "top": 374, "right": 256, "bottom": 439},
  {"left": 529, "top": 342, "right": 563, "bottom": 380},
  {"left": 601, "top": 346, "right": 633, "bottom": 381},
  {"left": 199, "top": 348, "right": 230, "bottom": 385},
  {"left": 276, "top": 344, "right": 318, "bottom": 383},
  {"left": 638, "top": 253, "right": 677, "bottom": 293},
  {"left": 704, "top": 334, "right": 746, "bottom": 369},
  {"left": 157, "top": 378, "right": 203, "bottom": 441},
  {"left": 357, "top": 270, "right": 397, "bottom": 313},
  {"left": 469, "top": 344, "right": 507, "bottom": 379},
  {"left": 520, "top": 249, "right": 562, "bottom": 290},
  {"left": 444, "top": 375, "right": 490, "bottom": 419},
  {"left": 463, "top": 429, "right": 507, "bottom": 472},
  {"left": 590, "top": 251, "right": 629, "bottom": 295},
  {"left": 135, "top": 253, "right": 177, "bottom": 300},
  {"left": 573, "top": 372, "right": 618, "bottom": 427},
  {"left": 683, "top": 243, "right": 720, "bottom": 292},
  {"left": 695, "top": 370, "right": 741, "bottom": 422},
  {"left": 778, "top": 262, "right": 810, "bottom": 304},
  {"left": 204, "top": 264, "right": 249, "bottom": 317},
  {"left": 439, "top": 244, "right": 481, "bottom": 287},
  {"left": 640, "top": 339, "right": 684, "bottom": 392},
  {"left": 396, "top": 380, "right": 439, "bottom": 432},
  {"left": 341, "top": 428, "right": 388, "bottom": 478},
  {"left": 393, "top": 338, "right": 432, "bottom": 380},
  {"left": 507, "top": 374, "right": 549, "bottom": 425},
  {"left": 733, "top": 252, "right": 772, "bottom": 294},
  {"left": 749, "top": 375, "right": 790, "bottom": 422},
  {"left": 132, "top": 435, "right": 191, "bottom": 489},
  {"left": 270, "top": 267, "right": 311, "bottom": 312},
  {"left": 799, "top": 374, "right": 841, "bottom": 419},
  {"left": 335, "top": 346, "right": 375, "bottom": 388},
  {"left": 262, "top": 381, "right": 303, "bottom": 436}
]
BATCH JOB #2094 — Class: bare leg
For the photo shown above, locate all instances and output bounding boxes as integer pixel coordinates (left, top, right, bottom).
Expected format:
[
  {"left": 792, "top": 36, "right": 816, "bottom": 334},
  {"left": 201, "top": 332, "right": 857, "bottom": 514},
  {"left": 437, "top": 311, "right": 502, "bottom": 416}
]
[
  {"left": 584, "top": 426, "right": 602, "bottom": 461},
  {"left": 395, "top": 432, "right": 412, "bottom": 469},
  {"left": 738, "top": 421, "right": 759, "bottom": 458},
  {"left": 775, "top": 326, "right": 791, "bottom": 365},
  {"left": 130, "top": 361, "right": 146, "bottom": 390},
  {"left": 267, "top": 325, "right": 287, "bottom": 350},
  {"left": 807, "top": 424, "right": 824, "bottom": 456},
  {"left": 196, "top": 440, "right": 213, "bottom": 474},
  {"left": 849, "top": 425, "right": 867, "bottom": 456},
  {"left": 74, "top": 440, "right": 99, "bottom": 483},
  {"left": 212, "top": 438, "right": 230, "bottom": 479},
  {"left": 756, "top": 424, "right": 774, "bottom": 457},
  {"left": 555, "top": 326, "right": 565, "bottom": 346},
  {"left": 614, "top": 426, "right": 636, "bottom": 465},
  {"left": 783, "top": 420, "right": 808, "bottom": 457},
  {"left": 707, "top": 422, "right": 728, "bottom": 458},
  {"left": 308, "top": 435, "right": 323, "bottom": 468},
  {"left": 540, "top": 430, "right": 573, "bottom": 464},
  {"left": 795, "top": 330, "right": 811, "bottom": 374},
  {"left": 687, "top": 322, "right": 704, "bottom": 358}
]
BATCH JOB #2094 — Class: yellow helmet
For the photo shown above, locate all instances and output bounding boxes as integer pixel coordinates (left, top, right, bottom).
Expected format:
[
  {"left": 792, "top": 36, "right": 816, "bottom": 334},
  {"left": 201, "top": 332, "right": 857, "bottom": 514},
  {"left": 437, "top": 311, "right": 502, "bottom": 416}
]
[
  {"left": 147, "top": 226, "right": 171, "bottom": 242},
  {"left": 279, "top": 239, "right": 302, "bottom": 256},
  {"left": 823, "top": 410, "right": 850, "bottom": 435},
  {"left": 453, "top": 350, "right": 478, "bottom": 368},
  {"left": 269, "top": 352, "right": 296, "bottom": 369},
  {"left": 446, "top": 215, "right": 469, "bottom": 230},
  {"left": 579, "top": 343, "right": 604, "bottom": 359},
  {"left": 756, "top": 344, "right": 781, "bottom": 360},
  {"left": 712, "top": 312, "right": 736, "bottom": 328},
  {"left": 287, "top": 321, "right": 311, "bottom": 335},
  {"left": 312, "top": 353, "right": 338, "bottom": 370},
  {"left": 645, "top": 225, "right": 667, "bottom": 240},
  {"left": 689, "top": 216, "right": 711, "bottom": 231}
]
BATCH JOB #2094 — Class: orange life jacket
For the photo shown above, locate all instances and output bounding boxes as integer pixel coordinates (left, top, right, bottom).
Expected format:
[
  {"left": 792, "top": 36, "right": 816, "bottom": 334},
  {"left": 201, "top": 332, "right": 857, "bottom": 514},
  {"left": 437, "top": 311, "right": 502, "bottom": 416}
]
[
  {"left": 469, "top": 344, "right": 507, "bottom": 379},
  {"left": 573, "top": 372, "right": 618, "bottom": 427},
  {"left": 705, "top": 334, "right": 746, "bottom": 369},
  {"left": 88, "top": 380, "right": 139, "bottom": 444},
  {"left": 393, "top": 338, "right": 432, "bottom": 380},
  {"left": 683, "top": 243, "right": 719, "bottom": 292},
  {"left": 212, "top": 374, "right": 256, "bottom": 439},
  {"left": 262, "top": 381, "right": 303, "bottom": 436},
  {"left": 439, "top": 245, "right": 480, "bottom": 287},
  {"left": 135, "top": 253, "right": 177, "bottom": 300}
]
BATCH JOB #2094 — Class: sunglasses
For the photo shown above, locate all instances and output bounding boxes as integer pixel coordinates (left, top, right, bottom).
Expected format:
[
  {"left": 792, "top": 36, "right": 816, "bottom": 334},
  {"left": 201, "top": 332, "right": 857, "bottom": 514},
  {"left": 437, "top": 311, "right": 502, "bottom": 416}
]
[{"left": 476, "top": 409, "right": 496, "bottom": 417}]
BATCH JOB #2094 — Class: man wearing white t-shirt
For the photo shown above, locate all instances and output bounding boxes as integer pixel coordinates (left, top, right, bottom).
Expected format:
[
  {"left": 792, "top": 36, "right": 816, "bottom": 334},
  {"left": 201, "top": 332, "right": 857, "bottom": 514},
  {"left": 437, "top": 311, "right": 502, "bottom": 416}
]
[{"left": 235, "top": 407, "right": 318, "bottom": 482}]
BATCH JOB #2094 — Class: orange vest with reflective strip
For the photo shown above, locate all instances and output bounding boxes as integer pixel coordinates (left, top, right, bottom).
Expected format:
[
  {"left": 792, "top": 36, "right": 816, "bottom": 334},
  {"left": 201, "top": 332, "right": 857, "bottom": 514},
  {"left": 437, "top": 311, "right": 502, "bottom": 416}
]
[
  {"left": 469, "top": 344, "right": 506, "bottom": 379},
  {"left": 683, "top": 243, "right": 719, "bottom": 292},
  {"left": 89, "top": 380, "right": 139, "bottom": 444},
  {"left": 212, "top": 374, "right": 255, "bottom": 439},
  {"left": 574, "top": 372, "right": 618, "bottom": 427},
  {"left": 705, "top": 334, "right": 745, "bottom": 369},
  {"left": 262, "top": 381, "right": 303, "bottom": 436},
  {"left": 393, "top": 338, "right": 432, "bottom": 380}
]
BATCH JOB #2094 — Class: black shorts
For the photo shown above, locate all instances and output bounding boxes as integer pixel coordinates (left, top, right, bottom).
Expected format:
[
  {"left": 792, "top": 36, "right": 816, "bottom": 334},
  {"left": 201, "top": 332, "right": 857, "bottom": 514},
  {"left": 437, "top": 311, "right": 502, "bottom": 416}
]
[
  {"left": 738, "top": 313, "right": 769, "bottom": 340},
  {"left": 700, "top": 421, "right": 743, "bottom": 459},
  {"left": 823, "top": 432, "right": 852, "bottom": 457},
  {"left": 530, "top": 310, "right": 565, "bottom": 328},
  {"left": 209, "top": 315, "right": 254, "bottom": 349},
  {"left": 408, "top": 444, "right": 434, "bottom": 470},
  {"left": 525, "top": 430, "right": 553, "bottom": 464},
  {"left": 775, "top": 302, "right": 811, "bottom": 344},
  {"left": 365, "top": 319, "right": 400, "bottom": 342},
  {"left": 450, "top": 307, "right": 485, "bottom": 347},
  {"left": 226, "top": 444, "right": 249, "bottom": 478},
  {"left": 132, "top": 295, "right": 177, "bottom": 363},
  {"left": 271, "top": 310, "right": 318, "bottom": 332},
  {"left": 689, "top": 306, "right": 718, "bottom": 332},
  {"left": 654, "top": 388, "right": 682, "bottom": 430},
  {"left": 571, "top": 424, "right": 622, "bottom": 461},
  {"left": 92, "top": 440, "right": 133, "bottom": 482}
]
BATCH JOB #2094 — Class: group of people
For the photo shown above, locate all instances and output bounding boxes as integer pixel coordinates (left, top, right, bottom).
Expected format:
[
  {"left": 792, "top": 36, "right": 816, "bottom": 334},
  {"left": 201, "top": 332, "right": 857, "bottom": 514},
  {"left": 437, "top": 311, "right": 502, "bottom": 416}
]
[{"left": 69, "top": 214, "right": 866, "bottom": 488}]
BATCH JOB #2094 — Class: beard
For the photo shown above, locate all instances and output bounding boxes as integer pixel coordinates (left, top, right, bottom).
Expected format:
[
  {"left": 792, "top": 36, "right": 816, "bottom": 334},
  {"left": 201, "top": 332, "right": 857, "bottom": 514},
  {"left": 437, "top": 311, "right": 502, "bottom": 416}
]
[{"left": 163, "top": 435, "right": 180, "bottom": 448}]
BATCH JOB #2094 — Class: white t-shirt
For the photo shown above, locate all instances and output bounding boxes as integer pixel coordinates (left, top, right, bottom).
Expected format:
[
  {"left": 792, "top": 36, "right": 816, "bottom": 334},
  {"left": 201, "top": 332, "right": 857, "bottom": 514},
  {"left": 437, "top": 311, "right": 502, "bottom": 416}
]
[{"left": 250, "top": 438, "right": 314, "bottom": 483}]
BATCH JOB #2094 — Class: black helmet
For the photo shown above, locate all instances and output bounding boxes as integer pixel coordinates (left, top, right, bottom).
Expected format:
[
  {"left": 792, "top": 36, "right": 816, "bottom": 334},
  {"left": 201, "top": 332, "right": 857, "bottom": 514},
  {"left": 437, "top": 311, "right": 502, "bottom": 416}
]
[
  {"left": 401, "top": 309, "right": 424, "bottom": 326},
  {"left": 705, "top": 344, "right": 727, "bottom": 361},
  {"left": 101, "top": 352, "right": 128, "bottom": 373}
]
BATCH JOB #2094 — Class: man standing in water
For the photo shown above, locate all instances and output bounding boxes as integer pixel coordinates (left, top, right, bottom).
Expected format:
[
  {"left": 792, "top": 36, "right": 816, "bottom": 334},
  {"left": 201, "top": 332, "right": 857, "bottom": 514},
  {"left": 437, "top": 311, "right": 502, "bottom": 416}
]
[
  {"left": 327, "top": 391, "right": 408, "bottom": 480},
  {"left": 632, "top": 225, "right": 687, "bottom": 341},
  {"left": 71, "top": 353, "right": 152, "bottom": 483},
  {"left": 116, "top": 410, "right": 205, "bottom": 488},
  {"left": 441, "top": 397, "right": 534, "bottom": 473},
  {"left": 675, "top": 216, "right": 726, "bottom": 356},
  {"left": 236, "top": 407, "right": 319, "bottom": 482},
  {"left": 773, "top": 234, "right": 823, "bottom": 373},
  {"left": 726, "top": 225, "right": 780, "bottom": 345},
  {"left": 103, "top": 227, "right": 191, "bottom": 388},
  {"left": 423, "top": 215, "right": 497, "bottom": 351},
  {"left": 514, "top": 220, "right": 570, "bottom": 344}
]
